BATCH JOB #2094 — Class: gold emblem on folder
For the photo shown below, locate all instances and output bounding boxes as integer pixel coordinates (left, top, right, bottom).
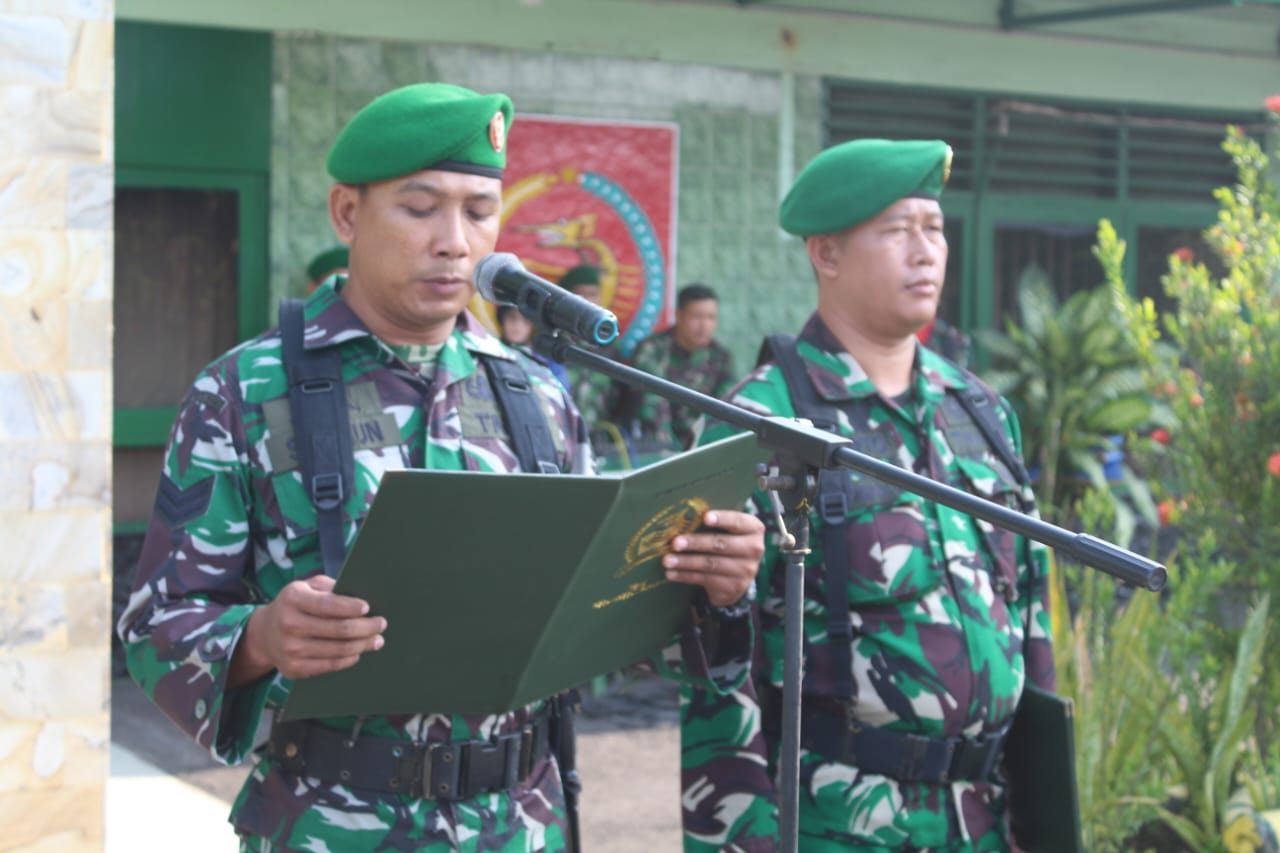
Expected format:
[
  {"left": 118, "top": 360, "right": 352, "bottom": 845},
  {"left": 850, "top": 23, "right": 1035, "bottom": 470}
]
[
  {"left": 592, "top": 497, "right": 711, "bottom": 610},
  {"left": 617, "top": 497, "right": 711, "bottom": 579}
]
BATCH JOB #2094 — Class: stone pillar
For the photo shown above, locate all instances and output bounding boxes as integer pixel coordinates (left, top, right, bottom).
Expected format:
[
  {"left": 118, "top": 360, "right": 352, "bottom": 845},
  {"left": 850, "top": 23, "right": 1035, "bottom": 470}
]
[{"left": 0, "top": 1, "right": 115, "bottom": 851}]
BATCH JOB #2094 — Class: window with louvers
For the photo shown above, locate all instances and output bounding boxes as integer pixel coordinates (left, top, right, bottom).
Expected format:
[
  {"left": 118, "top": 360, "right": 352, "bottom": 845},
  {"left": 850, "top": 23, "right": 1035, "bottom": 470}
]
[{"left": 823, "top": 80, "right": 1259, "bottom": 202}]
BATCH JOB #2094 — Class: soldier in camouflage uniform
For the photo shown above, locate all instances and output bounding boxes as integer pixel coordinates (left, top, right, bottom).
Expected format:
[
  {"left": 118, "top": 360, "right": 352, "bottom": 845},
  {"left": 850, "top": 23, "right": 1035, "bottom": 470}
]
[
  {"left": 118, "top": 82, "right": 765, "bottom": 853},
  {"left": 627, "top": 283, "right": 736, "bottom": 452},
  {"left": 557, "top": 264, "right": 625, "bottom": 431},
  {"left": 680, "top": 139, "right": 1054, "bottom": 852}
]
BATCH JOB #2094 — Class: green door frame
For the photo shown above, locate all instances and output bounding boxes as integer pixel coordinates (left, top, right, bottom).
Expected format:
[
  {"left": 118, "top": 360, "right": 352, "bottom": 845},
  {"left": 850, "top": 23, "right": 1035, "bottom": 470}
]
[
  {"left": 973, "top": 194, "right": 1126, "bottom": 331},
  {"left": 113, "top": 165, "right": 269, "bottom": 448}
]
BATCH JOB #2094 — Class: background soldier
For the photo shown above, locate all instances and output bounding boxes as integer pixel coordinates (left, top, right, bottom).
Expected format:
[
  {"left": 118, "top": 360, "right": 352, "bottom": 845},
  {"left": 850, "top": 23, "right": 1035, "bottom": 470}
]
[
  {"left": 627, "top": 282, "right": 735, "bottom": 452},
  {"left": 496, "top": 302, "right": 570, "bottom": 391},
  {"left": 558, "top": 263, "right": 630, "bottom": 452},
  {"left": 683, "top": 138, "right": 1055, "bottom": 851},
  {"left": 304, "top": 244, "right": 349, "bottom": 294},
  {"left": 119, "top": 82, "right": 765, "bottom": 853}
]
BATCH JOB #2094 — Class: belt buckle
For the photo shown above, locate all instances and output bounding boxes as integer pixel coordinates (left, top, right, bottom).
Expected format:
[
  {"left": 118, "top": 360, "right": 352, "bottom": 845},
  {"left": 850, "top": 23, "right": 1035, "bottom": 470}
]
[
  {"left": 900, "top": 733, "right": 952, "bottom": 784},
  {"left": 971, "top": 729, "right": 1005, "bottom": 781},
  {"left": 423, "top": 742, "right": 460, "bottom": 800},
  {"left": 842, "top": 705, "right": 861, "bottom": 761},
  {"left": 518, "top": 726, "right": 534, "bottom": 779},
  {"left": 949, "top": 730, "right": 1003, "bottom": 783}
]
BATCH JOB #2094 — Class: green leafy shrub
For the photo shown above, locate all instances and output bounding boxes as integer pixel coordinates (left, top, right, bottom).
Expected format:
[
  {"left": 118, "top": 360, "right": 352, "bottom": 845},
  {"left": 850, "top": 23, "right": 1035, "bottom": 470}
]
[
  {"left": 1069, "top": 114, "right": 1280, "bottom": 848},
  {"left": 974, "top": 267, "right": 1164, "bottom": 540}
]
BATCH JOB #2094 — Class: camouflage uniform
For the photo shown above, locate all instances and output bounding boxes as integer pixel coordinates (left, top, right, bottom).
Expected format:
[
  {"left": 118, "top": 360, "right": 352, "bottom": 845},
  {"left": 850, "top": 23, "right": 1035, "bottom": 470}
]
[
  {"left": 682, "top": 314, "right": 1054, "bottom": 852},
  {"left": 628, "top": 329, "right": 736, "bottom": 451},
  {"left": 566, "top": 342, "right": 624, "bottom": 430},
  {"left": 118, "top": 281, "right": 753, "bottom": 853}
]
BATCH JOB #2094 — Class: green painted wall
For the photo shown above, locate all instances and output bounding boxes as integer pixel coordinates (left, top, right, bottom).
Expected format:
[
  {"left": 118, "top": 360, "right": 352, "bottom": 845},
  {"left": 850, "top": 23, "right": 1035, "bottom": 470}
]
[{"left": 270, "top": 35, "right": 825, "bottom": 371}]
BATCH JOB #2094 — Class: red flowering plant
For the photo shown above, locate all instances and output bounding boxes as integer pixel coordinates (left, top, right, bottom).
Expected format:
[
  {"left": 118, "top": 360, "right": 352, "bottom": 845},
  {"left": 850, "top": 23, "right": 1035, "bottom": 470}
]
[
  {"left": 1102, "top": 124, "right": 1280, "bottom": 567},
  {"left": 1090, "top": 122, "right": 1280, "bottom": 846}
]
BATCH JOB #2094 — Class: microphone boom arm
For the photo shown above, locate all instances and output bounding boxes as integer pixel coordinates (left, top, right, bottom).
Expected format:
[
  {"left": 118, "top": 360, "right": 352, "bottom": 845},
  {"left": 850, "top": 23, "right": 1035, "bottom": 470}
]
[{"left": 534, "top": 330, "right": 1167, "bottom": 591}]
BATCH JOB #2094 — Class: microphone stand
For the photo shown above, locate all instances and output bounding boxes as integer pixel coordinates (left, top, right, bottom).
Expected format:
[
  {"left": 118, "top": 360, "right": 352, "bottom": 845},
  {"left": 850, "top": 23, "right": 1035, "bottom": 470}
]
[{"left": 533, "top": 330, "right": 1166, "bottom": 853}]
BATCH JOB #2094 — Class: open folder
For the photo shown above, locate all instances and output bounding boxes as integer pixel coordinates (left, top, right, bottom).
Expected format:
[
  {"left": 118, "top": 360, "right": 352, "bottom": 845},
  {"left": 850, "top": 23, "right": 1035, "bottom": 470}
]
[{"left": 281, "top": 432, "right": 769, "bottom": 720}]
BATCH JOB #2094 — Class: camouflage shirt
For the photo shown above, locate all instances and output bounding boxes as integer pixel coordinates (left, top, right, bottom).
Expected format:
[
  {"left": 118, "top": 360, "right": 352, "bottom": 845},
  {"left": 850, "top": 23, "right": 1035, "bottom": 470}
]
[
  {"left": 565, "top": 341, "right": 625, "bottom": 430},
  {"left": 118, "top": 281, "right": 752, "bottom": 853},
  {"left": 682, "top": 313, "right": 1054, "bottom": 852},
  {"left": 628, "top": 330, "right": 736, "bottom": 451}
]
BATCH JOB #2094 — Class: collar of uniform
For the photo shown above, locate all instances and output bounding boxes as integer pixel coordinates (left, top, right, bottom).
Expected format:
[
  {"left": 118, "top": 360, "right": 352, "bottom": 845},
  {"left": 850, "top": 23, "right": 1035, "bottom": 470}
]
[
  {"left": 424, "top": 310, "right": 520, "bottom": 386},
  {"left": 915, "top": 342, "right": 969, "bottom": 400},
  {"left": 452, "top": 309, "right": 515, "bottom": 362},
  {"left": 794, "top": 313, "right": 877, "bottom": 402},
  {"left": 796, "top": 312, "right": 967, "bottom": 403},
  {"left": 297, "top": 280, "right": 517, "bottom": 364},
  {"left": 298, "top": 276, "right": 378, "bottom": 350}
]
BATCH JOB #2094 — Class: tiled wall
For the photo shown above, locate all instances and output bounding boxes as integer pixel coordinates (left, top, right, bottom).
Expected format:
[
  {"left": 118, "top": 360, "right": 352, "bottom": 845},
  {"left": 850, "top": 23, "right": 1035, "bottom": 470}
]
[
  {"left": 0, "top": 1, "right": 114, "bottom": 850},
  {"left": 271, "top": 35, "right": 825, "bottom": 372}
]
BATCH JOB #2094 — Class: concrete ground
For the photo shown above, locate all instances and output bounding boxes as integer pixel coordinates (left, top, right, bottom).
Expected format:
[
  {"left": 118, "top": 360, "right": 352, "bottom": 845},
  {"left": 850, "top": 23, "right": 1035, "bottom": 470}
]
[{"left": 108, "top": 673, "right": 684, "bottom": 852}]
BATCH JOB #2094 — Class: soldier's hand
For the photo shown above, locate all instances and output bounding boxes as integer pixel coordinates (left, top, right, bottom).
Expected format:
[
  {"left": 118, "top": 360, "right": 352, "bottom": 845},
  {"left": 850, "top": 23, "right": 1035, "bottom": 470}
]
[
  {"left": 230, "top": 575, "right": 386, "bottom": 686},
  {"left": 663, "top": 509, "right": 765, "bottom": 608}
]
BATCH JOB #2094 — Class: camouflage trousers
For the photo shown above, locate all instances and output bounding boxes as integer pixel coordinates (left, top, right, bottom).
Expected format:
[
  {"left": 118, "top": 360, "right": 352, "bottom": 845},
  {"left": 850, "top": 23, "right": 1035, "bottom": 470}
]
[{"left": 793, "top": 755, "right": 1013, "bottom": 852}]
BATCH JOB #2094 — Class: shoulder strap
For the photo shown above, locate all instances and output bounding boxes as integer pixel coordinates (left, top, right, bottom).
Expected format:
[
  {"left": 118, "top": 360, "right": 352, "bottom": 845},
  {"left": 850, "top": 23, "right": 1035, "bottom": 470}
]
[
  {"left": 757, "top": 334, "right": 840, "bottom": 430},
  {"left": 950, "top": 382, "right": 1032, "bottom": 489},
  {"left": 280, "top": 298, "right": 354, "bottom": 578},
  {"left": 758, "top": 333, "right": 856, "bottom": 701},
  {"left": 943, "top": 377, "right": 1038, "bottom": 629},
  {"left": 481, "top": 354, "right": 561, "bottom": 474}
]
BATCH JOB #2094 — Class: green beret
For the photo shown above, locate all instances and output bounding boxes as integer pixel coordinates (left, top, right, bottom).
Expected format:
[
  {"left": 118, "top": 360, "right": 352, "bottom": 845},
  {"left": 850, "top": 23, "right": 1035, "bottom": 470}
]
[
  {"left": 306, "top": 246, "right": 349, "bottom": 282},
  {"left": 559, "top": 264, "right": 602, "bottom": 290},
  {"left": 327, "top": 82, "right": 514, "bottom": 183},
  {"left": 779, "top": 139, "right": 952, "bottom": 237}
]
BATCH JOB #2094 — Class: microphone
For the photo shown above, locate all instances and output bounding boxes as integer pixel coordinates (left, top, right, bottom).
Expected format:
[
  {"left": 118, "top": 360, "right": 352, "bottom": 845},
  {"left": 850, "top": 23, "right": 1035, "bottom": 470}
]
[{"left": 474, "top": 252, "right": 619, "bottom": 346}]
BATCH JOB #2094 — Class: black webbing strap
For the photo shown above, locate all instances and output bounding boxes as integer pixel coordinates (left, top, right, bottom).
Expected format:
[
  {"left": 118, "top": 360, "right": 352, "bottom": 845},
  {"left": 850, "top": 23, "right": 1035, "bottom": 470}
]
[
  {"left": 280, "top": 298, "right": 353, "bottom": 578},
  {"left": 760, "top": 334, "right": 856, "bottom": 702},
  {"left": 268, "top": 713, "right": 552, "bottom": 800},
  {"left": 952, "top": 387, "right": 1032, "bottom": 492},
  {"left": 948, "top": 383, "right": 1039, "bottom": 627},
  {"left": 482, "top": 354, "right": 561, "bottom": 474},
  {"left": 758, "top": 685, "right": 1009, "bottom": 784},
  {"left": 758, "top": 334, "right": 839, "bottom": 432}
]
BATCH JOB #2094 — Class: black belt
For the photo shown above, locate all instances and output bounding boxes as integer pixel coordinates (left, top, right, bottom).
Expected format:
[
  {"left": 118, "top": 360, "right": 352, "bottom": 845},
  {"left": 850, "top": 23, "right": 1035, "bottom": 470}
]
[
  {"left": 268, "top": 715, "right": 552, "bottom": 800},
  {"left": 760, "top": 685, "right": 1009, "bottom": 785}
]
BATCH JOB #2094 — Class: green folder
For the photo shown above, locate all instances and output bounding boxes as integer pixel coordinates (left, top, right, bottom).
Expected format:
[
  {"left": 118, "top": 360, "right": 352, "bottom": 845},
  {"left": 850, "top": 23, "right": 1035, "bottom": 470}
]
[
  {"left": 1005, "top": 683, "right": 1084, "bottom": 853},
  {"left": 280, "top": 432, "right": 769, "bottom": 720}
]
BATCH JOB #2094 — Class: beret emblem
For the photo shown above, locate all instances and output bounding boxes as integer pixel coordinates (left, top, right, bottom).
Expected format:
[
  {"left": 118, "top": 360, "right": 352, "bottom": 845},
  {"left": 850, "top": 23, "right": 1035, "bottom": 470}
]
[{"left": 489, "top": 111, "right": 506, "bottom": 153}]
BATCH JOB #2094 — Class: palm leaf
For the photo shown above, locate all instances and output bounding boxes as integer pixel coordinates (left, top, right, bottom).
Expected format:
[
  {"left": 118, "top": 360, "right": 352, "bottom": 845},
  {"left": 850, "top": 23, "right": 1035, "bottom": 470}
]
[
  {"left": 1208, "top": 595, "right": 1270, "bottom": 822},
  {"left": 1016, "top": 264, "right": 1057, "bottom": 339},
  {"left": 1083, "top": 397, "right": 1152, "bottom": 434},
  {"left": 1118, "top": 466, "right": 1159, "bottom": 525}
]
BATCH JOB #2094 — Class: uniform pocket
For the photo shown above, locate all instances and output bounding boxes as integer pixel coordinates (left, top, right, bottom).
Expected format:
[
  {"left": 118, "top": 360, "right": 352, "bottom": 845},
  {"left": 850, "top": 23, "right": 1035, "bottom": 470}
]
[{"left": 817, "top": 468, "right": 944, "bottom": 608}]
